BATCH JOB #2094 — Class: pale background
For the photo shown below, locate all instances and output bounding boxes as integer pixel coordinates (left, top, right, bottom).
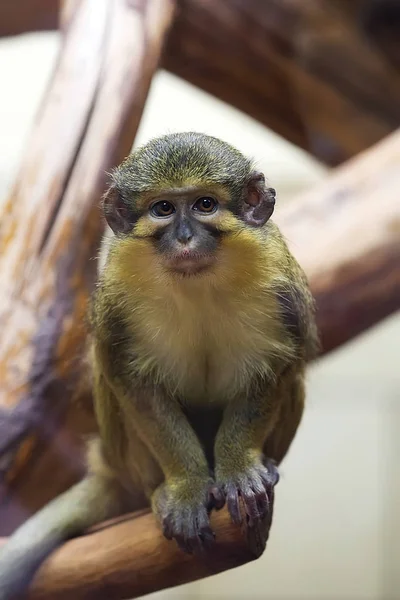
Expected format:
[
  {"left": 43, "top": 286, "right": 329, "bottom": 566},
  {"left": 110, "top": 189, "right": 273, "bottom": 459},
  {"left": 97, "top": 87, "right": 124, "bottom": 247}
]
[{"left": 1, "top": 32, "right": 399, "bottom": 600}]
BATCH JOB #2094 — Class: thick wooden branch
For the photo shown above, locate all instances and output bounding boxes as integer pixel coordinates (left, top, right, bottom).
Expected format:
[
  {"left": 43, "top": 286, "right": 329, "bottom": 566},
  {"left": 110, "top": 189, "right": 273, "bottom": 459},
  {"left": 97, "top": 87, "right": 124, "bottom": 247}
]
[
  {"left": 0, "top": 0, "right": 176, "bottom": 531},
  {"left": 0, "top": 508, "right": 254, "bottom": 600},
  {"left": 3, "top": 0, "right": 400, "bottom": 165},
  {"left": 276, "top": 128, "right": 400, "bottom": 353},
  {"left": 0, "top": 0, "right": 59, "bottom": 37},
  {"left": 333, "top": 0, "right": 400, "bottom": 71},
  {"left": 162, "top": 0, "right": 400, "bottom": 165}
]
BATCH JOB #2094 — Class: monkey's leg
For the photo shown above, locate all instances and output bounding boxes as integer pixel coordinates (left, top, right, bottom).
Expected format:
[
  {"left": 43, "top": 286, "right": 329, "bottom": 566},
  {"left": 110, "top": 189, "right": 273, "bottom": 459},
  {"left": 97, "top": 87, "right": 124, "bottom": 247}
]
[
  {"left": 213, "top": 363, "right": 303, "bottom": 556},
  {"left": 245, "top": 370, "right": 305, "bottom": 556},
  {"left": 0, "top": 473, "right": 127, "bottom": 600}
]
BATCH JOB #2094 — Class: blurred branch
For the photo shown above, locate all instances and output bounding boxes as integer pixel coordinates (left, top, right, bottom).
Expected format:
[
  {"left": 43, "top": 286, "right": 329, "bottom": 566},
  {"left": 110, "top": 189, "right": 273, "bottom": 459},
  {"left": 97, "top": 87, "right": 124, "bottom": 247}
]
[
  {"left": 0, "top": 0, "right": 60, "bottom": 37},
  {"left": 2, "top": 1, "right": 400, "bottom": 166},
  {"left": 333, "top": 0, "right": 400, "bottom": 71},
  {"left": 163, "top": 0, "right": 400, "bottom": 165},
  {"left": 276, "top": 128, "right": 400, "bottom": 353}
]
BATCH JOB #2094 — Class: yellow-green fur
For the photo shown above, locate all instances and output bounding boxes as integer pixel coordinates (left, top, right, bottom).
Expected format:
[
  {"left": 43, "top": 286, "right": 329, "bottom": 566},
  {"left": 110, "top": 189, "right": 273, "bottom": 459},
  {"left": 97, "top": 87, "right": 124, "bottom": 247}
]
[
  {"left": 0, "top": 133, "right": 318, "bottom": 598},
  {"left": 98, "top": 221, "right": 297, "bottom": 405}
]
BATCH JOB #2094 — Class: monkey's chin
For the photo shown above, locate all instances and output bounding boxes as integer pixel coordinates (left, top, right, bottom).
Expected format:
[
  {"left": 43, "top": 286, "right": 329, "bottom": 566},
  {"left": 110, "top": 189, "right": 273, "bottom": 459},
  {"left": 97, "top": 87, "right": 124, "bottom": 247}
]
[{"left": 165, "top": 253, "right": 215, "bottom": 276}]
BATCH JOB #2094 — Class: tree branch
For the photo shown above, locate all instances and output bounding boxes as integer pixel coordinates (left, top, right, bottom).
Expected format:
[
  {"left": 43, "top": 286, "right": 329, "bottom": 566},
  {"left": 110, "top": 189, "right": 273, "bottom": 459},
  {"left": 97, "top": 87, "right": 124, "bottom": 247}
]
[
  {"left": 276, "top": 128, "right": 400, "bottom": 353},
  {"left": 0, "top": 508, "right": 254, "bottom": 600},
  {"left": 0, "top": 0, "right": 176, "bottom": 530},
  {"left": 162, "top": 0, "right": 400, "bottom": 165},
  {"left": 2, "top": 1, "right": 400, "bottom": 165}
]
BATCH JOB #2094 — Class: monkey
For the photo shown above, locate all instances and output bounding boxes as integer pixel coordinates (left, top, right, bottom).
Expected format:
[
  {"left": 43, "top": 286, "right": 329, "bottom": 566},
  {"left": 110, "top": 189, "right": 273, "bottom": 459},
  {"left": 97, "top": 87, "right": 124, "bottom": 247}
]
[{"left": 0, "top": 131, "right": 319, "bottom": 599}]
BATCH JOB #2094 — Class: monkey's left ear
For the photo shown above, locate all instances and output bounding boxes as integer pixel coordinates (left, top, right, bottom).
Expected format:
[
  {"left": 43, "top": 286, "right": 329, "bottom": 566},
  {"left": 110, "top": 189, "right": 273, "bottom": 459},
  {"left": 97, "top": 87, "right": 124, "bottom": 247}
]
[{"left": 240, "top": 171, "right": 276, "bottom": 227}]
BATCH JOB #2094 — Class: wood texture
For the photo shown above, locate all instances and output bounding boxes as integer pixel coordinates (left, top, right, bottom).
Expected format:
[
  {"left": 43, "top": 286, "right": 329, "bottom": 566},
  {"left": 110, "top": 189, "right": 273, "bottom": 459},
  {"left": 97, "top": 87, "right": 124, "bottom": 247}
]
[
  {"left": 162, "top": 0, "right": 400, "bottom": 165},
  {"left": 0, "top": 507, "right": 255, "bottom": 600},
  {"left": 0, "top": 0, "right": 59, "bottom": 37},
  {"left": 334, "top": 0, "right": 400, "bottom": 71},
  {"left": 0, "top": 0, "right": 176, "bottom": 533},
  {"left": 275, "top": 128, "right": 400, "bottom": 353},
  {"left": 2, "top": 0, "right": 400, "bottom": 165}
]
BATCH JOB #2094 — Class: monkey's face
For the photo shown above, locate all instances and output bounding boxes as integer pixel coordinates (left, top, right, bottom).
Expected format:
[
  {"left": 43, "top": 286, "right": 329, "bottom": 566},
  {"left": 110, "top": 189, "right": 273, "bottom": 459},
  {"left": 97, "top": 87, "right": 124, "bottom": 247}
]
[
  {"left": 133, "top": 187, "right": 232, "bottom": 275},
  {"left": 104, "top": 179, "right": 276, "bottom": 278},
  {"left": 102, "top": 133, "right": 277, "bottom": 277}
]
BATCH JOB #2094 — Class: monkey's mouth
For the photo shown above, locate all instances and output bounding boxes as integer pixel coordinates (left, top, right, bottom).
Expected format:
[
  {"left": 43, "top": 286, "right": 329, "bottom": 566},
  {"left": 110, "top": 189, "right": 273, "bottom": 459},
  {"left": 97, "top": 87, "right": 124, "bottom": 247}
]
[{"left": 165, "top": 249, "right": 215, "bottom": 275}]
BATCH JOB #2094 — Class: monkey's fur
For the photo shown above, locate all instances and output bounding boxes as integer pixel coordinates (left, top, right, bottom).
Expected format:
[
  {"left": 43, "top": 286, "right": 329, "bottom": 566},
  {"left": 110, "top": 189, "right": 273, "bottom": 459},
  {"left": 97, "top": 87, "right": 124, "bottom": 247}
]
[{"left": 0, "top": 132, "right": 318, "bottom": 598}]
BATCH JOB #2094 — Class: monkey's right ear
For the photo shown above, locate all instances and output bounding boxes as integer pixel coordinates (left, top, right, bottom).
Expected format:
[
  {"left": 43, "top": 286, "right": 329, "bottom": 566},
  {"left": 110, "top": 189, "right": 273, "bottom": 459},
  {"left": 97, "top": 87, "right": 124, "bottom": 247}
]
[{"left": 102, "top": 186, "right": 134, "bottom": 234}]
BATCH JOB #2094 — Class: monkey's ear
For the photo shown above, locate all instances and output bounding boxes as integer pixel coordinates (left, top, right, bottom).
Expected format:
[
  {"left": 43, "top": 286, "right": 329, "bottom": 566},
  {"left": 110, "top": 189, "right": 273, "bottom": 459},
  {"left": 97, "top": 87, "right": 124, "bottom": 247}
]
[
  {"left": 102, "top": 185, "right": 134, "bottom": 234},
  {"left": 240, "top": 171, "right": 276, "bottom": 227}
]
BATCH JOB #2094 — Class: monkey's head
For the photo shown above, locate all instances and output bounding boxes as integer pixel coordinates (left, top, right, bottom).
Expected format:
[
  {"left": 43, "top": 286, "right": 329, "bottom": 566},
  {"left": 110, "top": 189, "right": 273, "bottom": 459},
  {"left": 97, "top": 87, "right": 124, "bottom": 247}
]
[{"left": 103, "top": 132, "right": 276, "bottom": 277}]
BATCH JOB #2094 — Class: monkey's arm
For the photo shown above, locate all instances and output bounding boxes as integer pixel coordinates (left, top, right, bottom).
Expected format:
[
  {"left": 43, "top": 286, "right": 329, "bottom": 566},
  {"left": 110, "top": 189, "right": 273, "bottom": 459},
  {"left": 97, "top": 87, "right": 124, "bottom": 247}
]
[
  {"left": 0, "top": 474, "right": 126, "bottom": 600},
  {"left": 213, "top": 363, "right": 298, "bottom": 557},
  {"left": 214, "top": 274, "right": 317, "bottom": 553},
  {"left": 95, "top": 342, "right": 219, "bottom": 554}
]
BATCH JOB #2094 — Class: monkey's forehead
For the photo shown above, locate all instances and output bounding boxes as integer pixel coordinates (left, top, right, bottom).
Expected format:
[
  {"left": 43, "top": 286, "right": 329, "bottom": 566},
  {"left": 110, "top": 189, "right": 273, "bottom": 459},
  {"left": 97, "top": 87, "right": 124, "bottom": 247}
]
[{"left": 112, "top": 133, "right": 252, "bottom": 194}]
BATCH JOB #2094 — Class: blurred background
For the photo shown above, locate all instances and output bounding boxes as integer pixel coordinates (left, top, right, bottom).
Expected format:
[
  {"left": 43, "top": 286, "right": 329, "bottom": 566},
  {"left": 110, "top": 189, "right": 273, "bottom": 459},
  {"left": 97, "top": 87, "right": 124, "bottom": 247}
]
[{"left": 0, "top": 10, "right": 399, "bottom": 600}]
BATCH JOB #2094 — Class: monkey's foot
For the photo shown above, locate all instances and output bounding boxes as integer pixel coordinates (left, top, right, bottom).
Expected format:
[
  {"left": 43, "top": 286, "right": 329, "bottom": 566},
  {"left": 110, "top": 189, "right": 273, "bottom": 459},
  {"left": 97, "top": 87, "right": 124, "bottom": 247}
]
[
  {"left": 215, "top": 458, "right": 279, "bottom": 556},
  {"left": 152, "top": 478, "right": 219, "bottom": 555}
]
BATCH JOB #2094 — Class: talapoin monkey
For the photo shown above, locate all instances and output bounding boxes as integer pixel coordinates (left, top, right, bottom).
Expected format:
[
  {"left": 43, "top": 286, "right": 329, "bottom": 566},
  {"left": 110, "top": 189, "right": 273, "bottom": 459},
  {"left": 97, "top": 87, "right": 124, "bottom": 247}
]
[{"left": 0, "top": 132, "right": 319, "bottom": 598}]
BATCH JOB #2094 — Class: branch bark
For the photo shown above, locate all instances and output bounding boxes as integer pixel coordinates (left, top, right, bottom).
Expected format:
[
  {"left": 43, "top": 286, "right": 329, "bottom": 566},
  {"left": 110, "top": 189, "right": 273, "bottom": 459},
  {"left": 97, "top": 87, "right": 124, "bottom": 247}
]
[
  {"left": 162, "top": 0, "right": 400, "bottom": 165},
  {"left": 275, "top": 128, "right": 400, "bottom": 353},
  {"left": 0, "top": 0, "right": 59, "bottom": 37},
  {"left": 2, "top": 0, "right": 400, "bottom": 165},
  {"left": 0, "top": 507, "right": 254, "bottom": 600},
  {"left": 0, "top": 0, "right": 176, "bottom": 532}
]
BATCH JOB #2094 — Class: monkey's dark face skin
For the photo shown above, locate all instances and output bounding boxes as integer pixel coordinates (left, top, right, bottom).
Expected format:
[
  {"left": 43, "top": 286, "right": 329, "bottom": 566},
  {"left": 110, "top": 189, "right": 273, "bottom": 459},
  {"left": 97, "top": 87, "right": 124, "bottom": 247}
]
[{"left": 148, "top": 191, "right": 223, "bottom": 275}]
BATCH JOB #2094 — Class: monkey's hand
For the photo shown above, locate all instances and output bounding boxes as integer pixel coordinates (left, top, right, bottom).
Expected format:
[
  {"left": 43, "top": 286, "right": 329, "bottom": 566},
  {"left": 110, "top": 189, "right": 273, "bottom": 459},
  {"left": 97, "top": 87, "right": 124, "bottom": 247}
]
[
  {"left": 214, "top": 457, "right": 279, "bottom": 557},
  {"left": 215, "top": 456, "right": 278, "bottom": 527},
  {"left": 152, "top": 476, "right": 223, "bottom": 555}
]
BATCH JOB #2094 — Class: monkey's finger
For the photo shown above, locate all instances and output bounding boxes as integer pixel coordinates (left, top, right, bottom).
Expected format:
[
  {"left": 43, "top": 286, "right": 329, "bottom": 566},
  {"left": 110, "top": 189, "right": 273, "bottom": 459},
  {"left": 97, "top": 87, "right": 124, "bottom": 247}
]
[
  {"left": 241, "top": 488, "right": 260, "bottom": 527},
  {"left": 197, "top": 511, "right": 216, "bottom": 549},
  {"left": 246, "top": 518, "right": 270, "bottom": 559},
  {"left": 175, "top": 534, "right": 191, "bottom": 554},
  {"left": 209, "top": 485, "right": 225, "bottom": 510},
  {"left": 226, "top": 483, "right": 242, "bottom": 525},
  {"left": 185, "top": 525, "right": 203, "bottom": 556},
  {"left": 260, "top": 460, "right": 280, "bottom": 487},
  {"left": 174, "top": 519, "right": 193, "bottom": 555},
  {"left": 162, "top": 515, "right": 174, "bottom": 540},
  {"left": 254, "top": 488, "right": 269, "bottom": 519}
]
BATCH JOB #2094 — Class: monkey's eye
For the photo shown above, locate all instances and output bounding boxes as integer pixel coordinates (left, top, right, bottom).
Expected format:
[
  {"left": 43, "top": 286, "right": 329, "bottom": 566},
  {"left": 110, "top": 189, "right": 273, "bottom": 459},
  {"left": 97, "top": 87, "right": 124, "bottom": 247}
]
[
  {"left": 151, "top": 201, "right": 175, "bottom": 218},
  {"left": 192, "top": 196, "right": 217, "bottom": 214}
]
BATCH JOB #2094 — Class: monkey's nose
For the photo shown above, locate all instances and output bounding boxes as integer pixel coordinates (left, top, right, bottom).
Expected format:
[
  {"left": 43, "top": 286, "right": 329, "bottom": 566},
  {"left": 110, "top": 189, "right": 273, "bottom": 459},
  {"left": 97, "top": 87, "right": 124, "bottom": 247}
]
[{"left": 176, "top": 221, "right": 193, "bottom": 244}]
